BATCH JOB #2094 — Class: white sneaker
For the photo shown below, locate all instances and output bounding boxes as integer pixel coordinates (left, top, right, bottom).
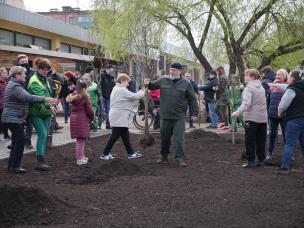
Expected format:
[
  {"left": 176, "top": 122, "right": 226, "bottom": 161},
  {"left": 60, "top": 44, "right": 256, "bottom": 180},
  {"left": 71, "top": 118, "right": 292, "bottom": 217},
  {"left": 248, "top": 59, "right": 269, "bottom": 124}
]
[
  {"left": 76, "top": 157, "right": 88, "bottom": 165},
  {"left": 265, "top": 155, "right": 272, "bottom": 161},
  {"left": 83, "top": 156, "right": 88, "bottom": 162},
  {"left": 100, "top": 153, "right": 115, "bottom": 160},
  {"left": 128, "top": 152, "right": 143, "bottom": 159}
]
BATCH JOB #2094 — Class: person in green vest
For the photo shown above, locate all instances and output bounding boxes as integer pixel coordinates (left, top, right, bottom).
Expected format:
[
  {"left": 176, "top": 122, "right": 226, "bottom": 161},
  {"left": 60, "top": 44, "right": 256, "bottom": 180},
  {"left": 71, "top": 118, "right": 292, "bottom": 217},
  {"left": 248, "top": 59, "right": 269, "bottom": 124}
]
[
  {"left": 228, "top": 75, "right": 244, "bottom": 132},
  {"left": 82, "top": 73, "right": 100, "bottom": 131},
  {"left": 27, "top": 58, "right": 57, "bottom": 171}
]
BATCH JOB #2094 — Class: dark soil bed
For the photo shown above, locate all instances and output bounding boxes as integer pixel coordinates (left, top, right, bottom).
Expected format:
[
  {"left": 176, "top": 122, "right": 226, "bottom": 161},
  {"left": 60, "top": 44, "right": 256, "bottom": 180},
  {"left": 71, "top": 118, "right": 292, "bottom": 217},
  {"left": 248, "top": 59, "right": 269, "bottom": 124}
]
[{"left": 0, "top": 129, "right": 303, "bottom": 227}]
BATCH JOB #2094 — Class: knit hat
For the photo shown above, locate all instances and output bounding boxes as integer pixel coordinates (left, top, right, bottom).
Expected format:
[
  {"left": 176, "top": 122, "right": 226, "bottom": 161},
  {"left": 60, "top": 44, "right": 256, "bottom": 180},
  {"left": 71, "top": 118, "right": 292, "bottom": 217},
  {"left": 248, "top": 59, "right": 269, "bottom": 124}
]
[{"left": 170, "top": 62, "right": 182, "bottom": 70}]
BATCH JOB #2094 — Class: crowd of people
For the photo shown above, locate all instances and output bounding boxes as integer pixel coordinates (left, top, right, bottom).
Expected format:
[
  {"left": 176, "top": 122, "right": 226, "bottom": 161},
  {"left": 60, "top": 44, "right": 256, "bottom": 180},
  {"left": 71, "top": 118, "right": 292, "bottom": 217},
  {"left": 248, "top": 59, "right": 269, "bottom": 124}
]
[{"left": 0, "top": 55, "right": 304, "bottom": 174}]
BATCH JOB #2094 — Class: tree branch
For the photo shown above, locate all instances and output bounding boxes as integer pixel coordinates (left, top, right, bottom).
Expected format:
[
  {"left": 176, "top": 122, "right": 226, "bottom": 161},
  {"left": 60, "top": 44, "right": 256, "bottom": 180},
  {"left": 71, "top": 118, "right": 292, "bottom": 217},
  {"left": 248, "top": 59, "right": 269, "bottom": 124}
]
[
  {"left": 258, "top": 40, "right": 304, "bottom": 69},
  {"left": 215, "top": 1, "right": 236, "bottom": 44},
  {"left": 198, "top": 0, "right": 216, "bottom": 51},
  {"left": 237, "top": 0, "right": 279, "bottom": 44},
  {"left": 243, "top": 12, "right": 270, "bottom": 49}
]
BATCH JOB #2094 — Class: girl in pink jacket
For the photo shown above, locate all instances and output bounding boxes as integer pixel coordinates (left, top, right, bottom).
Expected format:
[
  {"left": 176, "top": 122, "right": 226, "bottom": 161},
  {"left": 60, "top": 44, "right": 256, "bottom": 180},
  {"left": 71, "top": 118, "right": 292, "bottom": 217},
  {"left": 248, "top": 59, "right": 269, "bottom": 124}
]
[{"left": 232, "top": 69, "right": 267, "bottom": 168}]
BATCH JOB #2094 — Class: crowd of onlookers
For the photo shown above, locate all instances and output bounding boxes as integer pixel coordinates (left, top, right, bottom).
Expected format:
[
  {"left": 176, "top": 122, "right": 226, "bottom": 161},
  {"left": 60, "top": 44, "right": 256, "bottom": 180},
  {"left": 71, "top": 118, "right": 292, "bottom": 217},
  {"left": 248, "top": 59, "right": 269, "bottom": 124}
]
[{"left": 0, "top": 54, "right": 304, "bottom": 174}]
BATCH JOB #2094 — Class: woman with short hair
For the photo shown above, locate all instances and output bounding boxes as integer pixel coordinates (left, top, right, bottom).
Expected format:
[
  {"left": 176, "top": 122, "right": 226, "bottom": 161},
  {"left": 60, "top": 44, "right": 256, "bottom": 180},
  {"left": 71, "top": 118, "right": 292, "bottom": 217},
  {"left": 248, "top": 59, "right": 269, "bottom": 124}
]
[
  {"left": 232, "top": 69, "right": 268, "bottom": 168},
  {"left": 27, "top": 58, "right": 57, "bottom": 171},
  {"left": 266, "top": 69, "right": 288, "bottom": 161},
  {"left": 100, "top": 73, "right": 145, "bottom": 160},
  {"left": 1, "top": 66, "right": 56, "bottom": 173}
]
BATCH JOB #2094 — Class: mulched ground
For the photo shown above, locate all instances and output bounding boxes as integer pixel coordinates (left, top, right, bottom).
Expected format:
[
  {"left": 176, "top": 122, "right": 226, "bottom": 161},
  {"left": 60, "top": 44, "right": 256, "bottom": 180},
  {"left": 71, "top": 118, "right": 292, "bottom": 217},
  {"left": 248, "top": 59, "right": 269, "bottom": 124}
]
[{"left": 0, "top": 129, "right": 303, "bottom": 228}]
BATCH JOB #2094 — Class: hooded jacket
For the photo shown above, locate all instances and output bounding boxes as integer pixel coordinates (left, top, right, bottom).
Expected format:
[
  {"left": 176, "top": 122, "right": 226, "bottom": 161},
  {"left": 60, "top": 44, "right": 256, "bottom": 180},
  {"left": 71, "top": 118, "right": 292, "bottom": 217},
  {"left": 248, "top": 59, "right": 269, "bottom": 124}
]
[
  {"left": 235, "top": 80, "right": 267, "bottom": 123},
  {"left": 67, "top": 92, "right": 94, "bottom": 139}
]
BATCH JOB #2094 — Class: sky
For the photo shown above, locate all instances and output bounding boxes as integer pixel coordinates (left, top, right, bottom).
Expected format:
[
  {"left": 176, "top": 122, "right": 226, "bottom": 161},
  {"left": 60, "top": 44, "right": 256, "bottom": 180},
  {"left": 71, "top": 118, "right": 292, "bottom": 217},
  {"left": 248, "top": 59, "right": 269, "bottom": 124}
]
[{"left": 23, "top": 0, "right": 93, "bottom": 12}]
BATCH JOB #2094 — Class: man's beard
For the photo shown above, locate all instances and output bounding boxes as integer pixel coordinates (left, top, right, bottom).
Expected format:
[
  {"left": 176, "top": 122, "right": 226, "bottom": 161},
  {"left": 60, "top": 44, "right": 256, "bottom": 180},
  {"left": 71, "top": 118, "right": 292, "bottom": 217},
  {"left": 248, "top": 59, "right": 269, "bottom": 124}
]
[{"left": 170, "top": 75, "right": 180, "bottom": 80}]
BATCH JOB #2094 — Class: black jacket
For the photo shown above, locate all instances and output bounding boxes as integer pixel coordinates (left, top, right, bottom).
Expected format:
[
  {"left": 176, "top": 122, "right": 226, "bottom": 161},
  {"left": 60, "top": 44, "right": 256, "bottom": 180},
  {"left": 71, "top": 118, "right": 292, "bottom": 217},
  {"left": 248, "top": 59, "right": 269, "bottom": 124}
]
[
  {"left": 59, "top": 77, "right": 77, "bottom": 99},
  {"left": 127, "top": 80, "right": 137, "bottom": 93},
  {"left": 199, "top": 77, "right": 218, "bottom": 102},
  {"left": 148, "top": 76, "right": 198, "bottom": 119},
  {"left": 99, "top": 70, "right": 115, "bottom": 98},
  {"left": 285, "top": 80, "right": 304, "bottom": 121}
]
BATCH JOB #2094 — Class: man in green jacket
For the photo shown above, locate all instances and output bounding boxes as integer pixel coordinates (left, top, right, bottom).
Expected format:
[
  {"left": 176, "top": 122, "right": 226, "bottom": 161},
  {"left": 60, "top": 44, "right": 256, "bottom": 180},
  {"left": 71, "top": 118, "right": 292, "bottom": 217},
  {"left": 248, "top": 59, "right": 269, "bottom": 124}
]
[{"left": 145, "top": 62, "right": 199, "bottom": 167}]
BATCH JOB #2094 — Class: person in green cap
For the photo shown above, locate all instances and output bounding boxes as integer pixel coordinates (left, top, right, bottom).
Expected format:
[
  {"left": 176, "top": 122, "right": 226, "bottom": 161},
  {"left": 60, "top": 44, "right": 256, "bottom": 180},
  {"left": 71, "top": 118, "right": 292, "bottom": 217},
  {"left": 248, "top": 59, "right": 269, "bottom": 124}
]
[{"left": 82, "top": 73, "right": 100, "bottom": 132}]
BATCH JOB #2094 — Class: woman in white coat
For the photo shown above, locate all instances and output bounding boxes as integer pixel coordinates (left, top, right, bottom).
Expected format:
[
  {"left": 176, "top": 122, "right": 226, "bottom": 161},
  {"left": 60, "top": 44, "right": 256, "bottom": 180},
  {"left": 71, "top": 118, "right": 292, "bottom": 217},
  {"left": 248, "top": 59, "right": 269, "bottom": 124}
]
[{"left": 100, "top": 73, "right": 145, "bottom": 160}]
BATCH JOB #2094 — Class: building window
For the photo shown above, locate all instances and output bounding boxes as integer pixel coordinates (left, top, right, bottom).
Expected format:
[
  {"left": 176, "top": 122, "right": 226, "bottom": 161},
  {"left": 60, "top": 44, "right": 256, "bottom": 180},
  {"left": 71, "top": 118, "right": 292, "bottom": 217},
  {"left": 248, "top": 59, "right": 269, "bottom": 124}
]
[
  {"left": 16, "top": 33, "right": 33, "bottom": 47},
  {"left": 0, "top": 29, "right": 14, "bottom": 45},
  {"left": 34, "top": 37, "right": 50, "bottom": 50},
  {"left": 60, "top": 43, "right": 70, "bottom": 53},
  {"left": 69, "top": 17, "right": 75, "bottom": 25},
  {"left": 71, "top": 45, "right": 82, "bottom": 54}
]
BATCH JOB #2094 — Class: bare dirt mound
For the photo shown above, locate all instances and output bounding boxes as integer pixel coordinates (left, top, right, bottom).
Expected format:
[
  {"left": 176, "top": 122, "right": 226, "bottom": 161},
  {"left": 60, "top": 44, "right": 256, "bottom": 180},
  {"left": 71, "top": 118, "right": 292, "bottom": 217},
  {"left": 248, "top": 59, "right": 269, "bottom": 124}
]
[
  {"left": 0, "top": 185, "right": 69, "bottom": 227},
  {"left": 190, "top": 129, "right": 220, "bottom": 139},
  {"left": 68, "top": 159, "right": 146, "bottom": 185}
]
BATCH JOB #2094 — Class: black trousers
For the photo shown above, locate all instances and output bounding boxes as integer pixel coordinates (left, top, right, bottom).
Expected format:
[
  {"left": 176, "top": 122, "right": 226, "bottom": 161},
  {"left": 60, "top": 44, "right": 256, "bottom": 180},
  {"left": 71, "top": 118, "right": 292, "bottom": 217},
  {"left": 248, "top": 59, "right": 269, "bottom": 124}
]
[
  {"left": 0, "top": 108, "right": 9, "bottom": 138},
  {"left": 103, "top": 127, "right": 134, "bottom": 155},
  {"left": 25, "top": 117, "right": 33, "bottom": 146},
  {"left": 245, "top": 121, "right": 267, "bottom": 162},
  {"left": 7, "top": 123, "right": 26, "bottom": 169}
]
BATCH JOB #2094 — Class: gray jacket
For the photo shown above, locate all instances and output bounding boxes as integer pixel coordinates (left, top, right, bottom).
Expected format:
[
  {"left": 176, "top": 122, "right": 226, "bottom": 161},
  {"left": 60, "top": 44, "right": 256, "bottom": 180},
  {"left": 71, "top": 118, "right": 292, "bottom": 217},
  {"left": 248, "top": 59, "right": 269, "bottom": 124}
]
[
  {"left": 1, "top": 77, "right": 45, "bottom": 124},
  {"left": 148, "top": 75, "right": 199, "bottom": 119}
]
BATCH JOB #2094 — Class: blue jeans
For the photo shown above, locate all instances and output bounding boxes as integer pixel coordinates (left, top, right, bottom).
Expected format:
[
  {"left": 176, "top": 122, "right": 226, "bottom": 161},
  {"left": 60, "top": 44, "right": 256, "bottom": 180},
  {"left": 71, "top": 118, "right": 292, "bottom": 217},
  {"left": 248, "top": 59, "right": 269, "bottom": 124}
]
[
  {"left": 268, "top": 118, "right": 285, "bottom": 155},
  {"left": 103, "top": 97, "right": 111, "bottom": 128},
  {"left": 208, "top": 101, "right": 218, "bottom": 127},
  {"left": 64, "top": 99, "right": 70, "bottom": 123},
  {"left": 281, "top": 118, "right": 304, "bottom": 169}
]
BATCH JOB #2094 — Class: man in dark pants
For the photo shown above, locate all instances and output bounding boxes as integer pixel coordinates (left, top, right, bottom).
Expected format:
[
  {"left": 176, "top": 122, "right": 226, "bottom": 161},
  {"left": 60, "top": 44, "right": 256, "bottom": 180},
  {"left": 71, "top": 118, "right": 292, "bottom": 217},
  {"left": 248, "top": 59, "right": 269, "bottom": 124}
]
[
  {"left": 99, "top": 65, "right": 115, "bottom": 129},
  {"left": 184, "top": 72, "right": 199, "bottom": 128},
  {"left": 145, "top": 62, "right": 199, "bottom": 167},
  {"left": 17, "top": 54, "right": 35, "bottom": 149}
]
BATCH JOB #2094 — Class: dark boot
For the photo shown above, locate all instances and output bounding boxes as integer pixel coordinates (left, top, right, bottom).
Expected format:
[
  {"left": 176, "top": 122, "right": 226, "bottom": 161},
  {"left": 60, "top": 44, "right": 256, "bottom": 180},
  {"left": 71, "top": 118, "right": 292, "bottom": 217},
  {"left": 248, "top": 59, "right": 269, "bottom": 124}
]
[
  {"left": 46, "top": 135, "right": 53, "bottom": 149},
  {"left": 35, "top": 155, "right": 51, "bottom": 171}
]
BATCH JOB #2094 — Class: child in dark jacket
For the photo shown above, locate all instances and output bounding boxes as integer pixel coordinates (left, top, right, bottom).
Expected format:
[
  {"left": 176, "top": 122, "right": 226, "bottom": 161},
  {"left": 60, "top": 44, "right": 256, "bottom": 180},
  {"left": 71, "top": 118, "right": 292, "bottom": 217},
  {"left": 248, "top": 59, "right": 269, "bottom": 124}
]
[{"left": 67, "top": 81, "right": 94, "bottom": 165}]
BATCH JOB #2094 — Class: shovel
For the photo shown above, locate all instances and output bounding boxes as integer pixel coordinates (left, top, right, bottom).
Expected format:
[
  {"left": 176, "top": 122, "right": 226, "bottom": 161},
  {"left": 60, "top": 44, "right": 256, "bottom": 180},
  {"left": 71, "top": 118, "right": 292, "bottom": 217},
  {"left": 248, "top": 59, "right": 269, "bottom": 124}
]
[{"left": 140, "top": 87, "right": 155, "bottom": 147}]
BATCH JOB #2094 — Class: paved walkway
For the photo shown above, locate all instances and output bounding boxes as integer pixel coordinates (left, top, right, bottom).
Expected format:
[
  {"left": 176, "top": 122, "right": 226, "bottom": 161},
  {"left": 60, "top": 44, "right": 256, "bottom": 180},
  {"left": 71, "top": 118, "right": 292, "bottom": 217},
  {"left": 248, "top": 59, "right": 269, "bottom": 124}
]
[{"left": 0, "top": 116, "right": 243, "bottom": 159}]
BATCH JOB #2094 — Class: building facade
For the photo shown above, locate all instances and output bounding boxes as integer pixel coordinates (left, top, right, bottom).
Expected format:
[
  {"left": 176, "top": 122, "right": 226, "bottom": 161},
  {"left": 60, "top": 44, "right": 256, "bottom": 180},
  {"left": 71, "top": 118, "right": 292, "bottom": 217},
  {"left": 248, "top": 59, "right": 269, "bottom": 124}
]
[{"left": 38, "top": 6, "right": 92, "bottom": 29}]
